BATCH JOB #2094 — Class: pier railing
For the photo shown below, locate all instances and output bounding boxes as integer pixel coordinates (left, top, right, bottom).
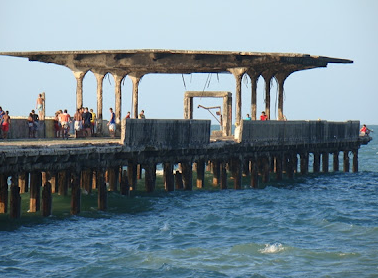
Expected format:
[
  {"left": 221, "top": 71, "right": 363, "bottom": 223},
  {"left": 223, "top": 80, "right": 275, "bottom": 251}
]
[
  {"left": 121, "top": 119, "right": 211, "bottom": 150},
  {"left": 237, "top": 120, "right": 360, "bottom": 145}
]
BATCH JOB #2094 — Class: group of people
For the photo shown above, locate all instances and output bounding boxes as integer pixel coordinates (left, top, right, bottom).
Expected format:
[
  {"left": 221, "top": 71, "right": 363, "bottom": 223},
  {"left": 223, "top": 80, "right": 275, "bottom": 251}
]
[
  {"left": 0, "top": 106, "right": 11, "bottom": 139},
  {"left": 244, "top": 111, "right": 268, "bottom": 121},
  {"left": 53, "top": 107, "right": 96, "bottom": 138}
]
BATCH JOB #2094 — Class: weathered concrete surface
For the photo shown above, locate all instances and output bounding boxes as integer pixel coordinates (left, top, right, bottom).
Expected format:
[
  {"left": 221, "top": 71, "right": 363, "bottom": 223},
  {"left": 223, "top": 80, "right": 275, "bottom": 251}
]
[
  {"left": 121, "top": 119, "right": 210, "bottom": 151},
  {"left": 238, "top": 120, "right": 360, "bottom": 144}
]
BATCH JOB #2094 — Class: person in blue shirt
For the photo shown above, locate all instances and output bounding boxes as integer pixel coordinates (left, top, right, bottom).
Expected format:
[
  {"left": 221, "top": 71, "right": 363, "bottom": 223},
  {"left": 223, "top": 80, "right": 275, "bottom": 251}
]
[
  {"left": 245, "top": 114, "right": 251, "bottom": 120},
  {"left": 108, "top": 108, "right": 116, "bottom": 137}
]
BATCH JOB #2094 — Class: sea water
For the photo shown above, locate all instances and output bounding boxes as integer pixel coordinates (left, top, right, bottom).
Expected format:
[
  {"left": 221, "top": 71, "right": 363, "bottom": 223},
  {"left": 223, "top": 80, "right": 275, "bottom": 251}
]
[{"left": 0, "top": 126, "right": 378, "bottom": 278}]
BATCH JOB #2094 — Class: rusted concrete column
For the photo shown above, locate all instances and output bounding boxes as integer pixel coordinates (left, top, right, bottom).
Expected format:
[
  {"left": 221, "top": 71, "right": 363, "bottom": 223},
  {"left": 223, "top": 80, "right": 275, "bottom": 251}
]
[
  {"left": 343, "top": 151, "right": 350, "bottom": 172},
  {"left": 163, "top": 163, "right": 174, "bottom": 191},
  {"left": 58, "top": 170, "right": 69, "bottom": 196},
  {"left": 275, "top": 72, "right": 291, "bottom": 120},
  {"left": 120, "top": 169, "right": 129, "bottom": 196},
  {"left": 70, "top": 172, "right": 81, "bottom": 215},
  {"left": 300, "top": 153, "right": 309, "bottom": 175},
  {"left": 81, "top": 169, "right": 92, "bottom": 194},
  {"left": 93, "top": 72, "right": 105, "bottom": 133},
  {"left": 184, "top": 96, "right": 193, "bottom": 119},
  {"left": 196, "top": 160, "right": 205, "bottom": 189},
  {"left": 127, "top": 161, "right": 137, "bottom": 191},
  {"left": 313, "top": 152, "right": 320, "bottom": 173},
  {"left": 229, "top": 68, "right": 247, "bottom": 124},
  {"left": 251, "top": 158, "right": 259, "bottom": 189},
  {"left": 107, "top": 167, "right": 118, "bottom": 192},
  {"left": 144, "top": 164, "right": 157, "bottom": 192},
  {"left": 29, "top": 172, "right": 41, "bottom": 213},
  {"left": 352, "top": 150, "right": 358, "bottom": 173},
  {"left": 243, "top": 159, "right": 250, "bottom": 177},
  {"left": 262, "top": 71, "right": 274, "bottom": 119},
  {"left": 129, "top": 73, "right": 143, "bottom": 119},
  {"left": 113, "top": 73, "right": 124, "bottom": 127},
  {"left": 49, "top": 172, "right": 58, "bottom": 193},
  {"left": 247, "top": 70, "right": 259, "bottom": 120},
  {"left": 230, "top": 158, "right": 242, "bottom": 189},
  {"left": 42, "top": 181, "right": 52, "bottom": 217},
  {"left": 10, "top": 175, "right": 21, "bottom": 219},
  {"left": 73, "top": 71, "right": 86, "bottom": 110},
  {"left": 285, "top": 153, "right": 294, "bottom": 179},
  {"left": 137, "top": 164, "right": 142, "bottom": 180},
  {"left": 181, "top": 162, "right": 193, "bottom": 191},
  {"left": 220, "top": 162, "right": 228, "bottom": 189},
  {"left": 0, "top": 174, "right": 8, "bottom": 214},
  {"left": 92, "top": 169, "right": 98, "bottom": 190},
  {"left": 96, "top": 169, "right": 107, "bottom": 210},
  {"left": 333, "top": 152, "right": 339, "bottom": 172},
  {"left": 212, "top": 160, "right": 220, "bottom": 186},
  {"left": 261, "top": 156, "right": 270, "bottom": 183},
  {"left": 175, "top": 170, "right": 184, "bottom": 190},
  {"left": 275, "top": 155, "right": 283, "bottom": 181},
  {"left": 19, "top": 172, "right": 28, "bottom": 193},
  {"left": 293, "top": 154, "right": 298, "bottom": 173},
  {"left": 322, "top": 152, "right": 329, "bottom": 173}
]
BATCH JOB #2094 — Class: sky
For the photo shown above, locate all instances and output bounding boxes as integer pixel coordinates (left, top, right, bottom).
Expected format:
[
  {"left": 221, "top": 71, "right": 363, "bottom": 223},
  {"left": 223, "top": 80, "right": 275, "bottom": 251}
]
[{"left": 0, "top": 0, "right": 377, "bottom": 125}]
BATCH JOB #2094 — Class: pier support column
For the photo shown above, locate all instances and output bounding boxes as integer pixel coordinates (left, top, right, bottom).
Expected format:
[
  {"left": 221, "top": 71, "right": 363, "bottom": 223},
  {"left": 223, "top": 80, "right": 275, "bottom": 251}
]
[
  {"left": 181, "top": 162, "right": 193, "bottom": 191},
  {"left": 107, "top": 167, "right": 119, "bottom": 192},
  {"left": 70, "top": 172, "right": 81, "bottom": 215},
  {"left": 175, "top": 171, "right": 184, "bottom": 190},
  {"left": 196, "top": 160, "right": 205, "bottom": 189},
  {"left": 81, "top": 169, "right": 92, "bottom": 194},
  {"left": 261, "top": 156, "right": 270, "bottom": 183},
  {"left": 97, "top": 169, "right": 107, "bottom": 210},
  {"left": 127, "top": 161, "right": 137, "bottom": 191},
  {"left": 212, "top": 160, "right": 220, "bottom": 186},
  {"left": 120, "top": 169, "right": 129, "bottom": 196},
  {"left": 285, "top": 153, "right": 294, "bottom": 179},
  {"left": 93, "top": 72, "right": 105, "bottom": 134},
  {"left": 313, "top": 152, "right": 320, "bottom": 173},
  {"left": 58, "top": 170, "right": 69, "bottom": 196},
  {"left": 322, "top": 152, "right": 329, "bottom": 173},
  {"left": 247, "top": 70, "right": 259, "bottom": 120},
  {"left": 262, "top": 71, "right": 274, "bottom": 119},
  {"left": 164, "top": 163, "right": 174, "bottom": 191},
  {"left": 29, "top": 172, "right": 41, "bottom": 213},
  {"left": 0, "top": 174, "right": 8, "bottom": 214},
  {"left": 300, "top": 153, "right": 309, "bottom": 175},
  {"left": 333, "top": 152, "right": 339, "bottom": 172},
  {"left": 144, "top": 164, "right": 157, "bottom": 192},
  {"left": 231, "top": 158, "right": 242, "bottom": 189},
  {"left": 220, "top": 162, "right": 228, "bottom": 189},
  {"left": 229, "top": 67, "right": 247, "bottom": 124},
  {"left": 352, "top": 150, "right": 358, "bottom": 173},
  {"left": 343, "top": 151, "right": 350, "bottom": 172},
  {"left": 137, "top": 164, "right": 142, "bottom": 180},
  {"left": 113, "top": 73, "right": 124, "bottom": 131},
  {"left": 10, "top": 175, "right": 21, "bottom": 219},
  {"left": 19, "top": 172, "right": 28, "bottom": 193},
  {"left": 42, "top": 180, "right": 52, "bottom": 217},
  {"left": 275, "top": 72, "right": 292, "bottom": 120},
  {"left": 243, "top": 159, "right": 250, "bottom": 177},
  {"left": 275, "top": 155, "right": 283, "bottom": 181},
  {"left": 73, "top": 71, "right": 86, "bottom": 110},
  {"left": 49, "top": 172, "right": 58, "bottom": 193},
  {"left": 251, "top": 158, "right": 259, "bottom": 189},
  {"left": 129, "top": 73, "right": 143, "bottom": 119}
]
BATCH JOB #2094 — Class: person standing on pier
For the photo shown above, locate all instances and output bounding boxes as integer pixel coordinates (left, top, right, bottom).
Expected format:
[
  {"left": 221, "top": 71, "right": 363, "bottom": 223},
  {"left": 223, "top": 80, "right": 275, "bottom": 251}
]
[
  {"left": 138, "top": 110, "right": 145, "bottom": 119},
  {"left": 73, "top": 108, "right": 83, "bottom": 137},
  {"left": 108, "top": 108, "right": 116, "bottom": 137},
  {"left": 90, "top": 108, "right": 96, "bottom": 135},
  {"left": 260, "top": 111, "right": 268, "bottom": 121},
  {"left": 126, "top": 111, "right": 131, "bottom": 119},
  {"left": 83, "top": 107, "right": 92, "bottom": 137},
  {"left": 31, "top": 110, "right": 39, "bottom": 138},
  {"left": 245, "top": 114, "right": 251, "bottom": 120},
  {"left": 36, "top": 93, "right": 45, "bottom": 120},
  {"left": 0, "top": 106, "right": 4, "bottom": 138},
  {"left": 1, "top": 111, "right": 10, "bottom": 139},
  {"left": 28, "top": 112, "right": 34, "bottom": 138}
]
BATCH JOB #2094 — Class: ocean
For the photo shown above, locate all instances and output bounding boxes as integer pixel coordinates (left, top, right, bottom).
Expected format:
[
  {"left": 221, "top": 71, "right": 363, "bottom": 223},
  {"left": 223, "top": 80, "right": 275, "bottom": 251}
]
[{"left": 0, "top": 126, "right": 377, "bottom": 278}]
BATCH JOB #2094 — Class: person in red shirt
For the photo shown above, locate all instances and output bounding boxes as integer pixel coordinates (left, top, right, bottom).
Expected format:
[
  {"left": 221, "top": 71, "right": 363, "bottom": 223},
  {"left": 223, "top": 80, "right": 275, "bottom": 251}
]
[
  {"left": 260, "top": 111, "right": 268, "bottom": 121},
  {"left": 360, "top": 124, "right": 371, "bottom": 136}
]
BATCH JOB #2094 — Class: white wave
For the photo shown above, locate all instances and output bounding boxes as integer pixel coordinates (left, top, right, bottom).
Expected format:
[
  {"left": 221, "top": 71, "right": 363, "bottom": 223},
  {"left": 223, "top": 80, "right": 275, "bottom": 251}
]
[
  {"left": 259, "top": 243, "right": 285, "bottom": 254},
  {"left": 159, "top": 222, "right": 170, "bottom": 232}
]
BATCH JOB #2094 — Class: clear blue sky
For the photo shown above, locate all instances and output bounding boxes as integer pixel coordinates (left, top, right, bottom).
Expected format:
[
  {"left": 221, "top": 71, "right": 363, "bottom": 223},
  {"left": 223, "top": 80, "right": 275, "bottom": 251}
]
[{"left": 0, "top": 0, "right": 377, "bottom": 124}]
